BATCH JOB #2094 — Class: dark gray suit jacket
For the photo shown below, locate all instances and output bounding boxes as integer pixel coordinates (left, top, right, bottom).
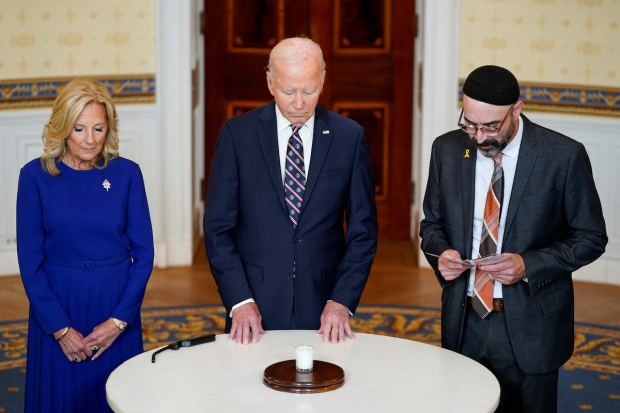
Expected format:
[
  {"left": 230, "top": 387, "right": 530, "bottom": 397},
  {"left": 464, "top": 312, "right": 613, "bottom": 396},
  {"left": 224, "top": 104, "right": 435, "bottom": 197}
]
[{"left": 419, "top": 114, "right": 607, "bottom": 375}]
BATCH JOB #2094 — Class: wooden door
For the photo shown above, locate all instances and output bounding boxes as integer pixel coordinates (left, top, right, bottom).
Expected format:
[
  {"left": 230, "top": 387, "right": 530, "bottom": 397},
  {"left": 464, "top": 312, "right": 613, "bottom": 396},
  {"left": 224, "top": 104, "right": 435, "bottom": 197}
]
[{"left": 204, "top": 0, "right": 414, "bottom": 238}]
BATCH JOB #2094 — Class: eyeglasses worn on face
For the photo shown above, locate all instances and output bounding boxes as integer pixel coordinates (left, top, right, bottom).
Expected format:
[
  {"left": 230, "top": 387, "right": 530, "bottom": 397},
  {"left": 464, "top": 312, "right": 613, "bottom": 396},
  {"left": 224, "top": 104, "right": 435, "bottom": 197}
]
[{"left": 458, "top": 103, "right": 515, "bottom": 137}]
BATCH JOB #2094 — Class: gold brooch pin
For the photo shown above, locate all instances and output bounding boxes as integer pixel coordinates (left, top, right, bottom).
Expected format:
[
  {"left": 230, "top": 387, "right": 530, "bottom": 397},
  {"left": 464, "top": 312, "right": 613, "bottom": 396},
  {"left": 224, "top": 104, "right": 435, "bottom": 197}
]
[
  {"left": 102, "top": 179, "right": 111, "bottom": 191},
  {"left": 464, "top": 149, "right": 470, "bottom": 158}
]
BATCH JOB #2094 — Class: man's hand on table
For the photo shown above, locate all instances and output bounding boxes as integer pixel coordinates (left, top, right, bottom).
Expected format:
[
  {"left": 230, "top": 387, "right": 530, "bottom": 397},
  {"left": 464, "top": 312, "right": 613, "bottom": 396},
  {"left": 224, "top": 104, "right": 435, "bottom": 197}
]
[
  {"left": 316, "top": 301, "right": 354, "bottom": 343},
  {"left": 230, "top": 302, "right": 266, "bottom": 344}
]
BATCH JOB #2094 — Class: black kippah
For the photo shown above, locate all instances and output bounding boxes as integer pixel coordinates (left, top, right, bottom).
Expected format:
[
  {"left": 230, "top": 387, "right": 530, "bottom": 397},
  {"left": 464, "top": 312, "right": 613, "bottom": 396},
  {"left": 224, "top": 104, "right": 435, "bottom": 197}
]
[{"left": 463, "top": 65, "right": 520, "bottom": 106}]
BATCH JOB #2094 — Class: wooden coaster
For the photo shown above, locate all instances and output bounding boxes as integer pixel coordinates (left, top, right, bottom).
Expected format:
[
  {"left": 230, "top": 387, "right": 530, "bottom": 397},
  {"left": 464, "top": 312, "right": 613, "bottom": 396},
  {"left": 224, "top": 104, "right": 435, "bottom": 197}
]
[{"left": 263, "top": 360, "right": 345, "bottom": 394}]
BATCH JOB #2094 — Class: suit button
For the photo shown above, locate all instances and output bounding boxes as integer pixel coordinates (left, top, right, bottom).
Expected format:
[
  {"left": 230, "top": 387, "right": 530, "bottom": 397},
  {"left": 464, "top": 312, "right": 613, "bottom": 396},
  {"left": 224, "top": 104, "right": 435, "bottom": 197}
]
[
  {"left": 288, "top": 273, "right": 295, "bottom": 279},
  {"left": 292, "top": 238, "right": 302, "bottom": 244}
]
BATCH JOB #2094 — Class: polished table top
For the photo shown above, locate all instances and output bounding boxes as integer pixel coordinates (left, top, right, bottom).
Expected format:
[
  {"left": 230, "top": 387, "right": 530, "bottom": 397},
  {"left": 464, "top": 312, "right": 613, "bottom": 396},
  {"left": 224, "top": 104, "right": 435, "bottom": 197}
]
[{"left": 106, "top": 331, "right": 500, "bottom": 412}]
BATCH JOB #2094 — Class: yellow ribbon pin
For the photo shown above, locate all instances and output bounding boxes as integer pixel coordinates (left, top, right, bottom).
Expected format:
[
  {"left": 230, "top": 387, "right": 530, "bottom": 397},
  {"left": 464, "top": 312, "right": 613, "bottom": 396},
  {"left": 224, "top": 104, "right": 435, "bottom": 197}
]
[{"left": 464, "top": 149, "right": 470, "bottom": 158}]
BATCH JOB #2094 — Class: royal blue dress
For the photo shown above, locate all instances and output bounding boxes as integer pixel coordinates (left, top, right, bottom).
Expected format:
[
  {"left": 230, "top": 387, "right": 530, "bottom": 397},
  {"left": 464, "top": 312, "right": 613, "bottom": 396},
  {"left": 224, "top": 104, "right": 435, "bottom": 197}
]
[{"left": 16, "top": 157, "right": 154, "bottom": 413}]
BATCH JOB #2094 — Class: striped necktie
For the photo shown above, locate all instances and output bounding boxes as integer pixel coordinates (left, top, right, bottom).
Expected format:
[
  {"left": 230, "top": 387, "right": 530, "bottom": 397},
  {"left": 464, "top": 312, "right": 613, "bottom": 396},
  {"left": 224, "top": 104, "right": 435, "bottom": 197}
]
[
  {"left": 472, "top": 153, "right": 504, "bottom": 318},
  {"left": 284, "top": 125, "right": 306, "bottom": 227}
]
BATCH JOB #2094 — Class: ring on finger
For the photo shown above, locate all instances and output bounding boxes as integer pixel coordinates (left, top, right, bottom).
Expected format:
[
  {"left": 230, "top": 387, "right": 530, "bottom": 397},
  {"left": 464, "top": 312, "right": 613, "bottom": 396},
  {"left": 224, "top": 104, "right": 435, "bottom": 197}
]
[
  {"left": 73, "top": 357, "right": 79, "bottom": 362},
  {"left": 90, "top": 346, "right": 101, "bottom": 351}
]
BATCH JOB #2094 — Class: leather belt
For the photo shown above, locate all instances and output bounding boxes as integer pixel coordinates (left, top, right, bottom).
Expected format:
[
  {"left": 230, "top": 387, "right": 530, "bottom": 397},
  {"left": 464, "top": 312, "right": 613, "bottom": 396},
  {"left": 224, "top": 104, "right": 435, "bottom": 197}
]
[{"left": 467, "top": 296, "right": 504, "bottom": 312}]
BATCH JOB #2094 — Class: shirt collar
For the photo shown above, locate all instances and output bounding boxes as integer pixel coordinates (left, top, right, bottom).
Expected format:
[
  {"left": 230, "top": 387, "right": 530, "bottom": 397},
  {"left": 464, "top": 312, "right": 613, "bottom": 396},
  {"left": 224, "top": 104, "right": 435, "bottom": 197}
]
[
  {"left": 275, "top": 104, "right": 315, "bottom": 134},
  {"left": 502, "top": 114, "right": 523, "bottom": 159}
]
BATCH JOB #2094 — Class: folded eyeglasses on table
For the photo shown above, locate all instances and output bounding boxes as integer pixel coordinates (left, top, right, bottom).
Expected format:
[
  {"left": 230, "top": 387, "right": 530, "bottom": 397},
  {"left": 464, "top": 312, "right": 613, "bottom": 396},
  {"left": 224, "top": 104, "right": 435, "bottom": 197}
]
[{"left": 151, "top": 333, "right": 216, "bottom": 363}]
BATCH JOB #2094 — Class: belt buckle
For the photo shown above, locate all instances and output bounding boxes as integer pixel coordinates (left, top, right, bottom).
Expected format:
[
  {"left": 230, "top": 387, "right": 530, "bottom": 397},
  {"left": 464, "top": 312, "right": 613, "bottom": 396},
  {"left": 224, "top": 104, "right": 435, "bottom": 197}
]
[{"left": 82, "top": 261, "right": 95, "bottom": 270}]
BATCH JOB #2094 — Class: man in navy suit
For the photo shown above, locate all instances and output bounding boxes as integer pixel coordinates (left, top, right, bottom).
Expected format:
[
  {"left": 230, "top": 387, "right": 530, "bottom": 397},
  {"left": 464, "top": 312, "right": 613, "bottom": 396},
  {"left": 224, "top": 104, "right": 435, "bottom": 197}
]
[
  {"left": 204, "top": 37, "right": 378, "bottom": 345},
  {"left": 420, "top": 65, "right": 607, "bottom": 412}
]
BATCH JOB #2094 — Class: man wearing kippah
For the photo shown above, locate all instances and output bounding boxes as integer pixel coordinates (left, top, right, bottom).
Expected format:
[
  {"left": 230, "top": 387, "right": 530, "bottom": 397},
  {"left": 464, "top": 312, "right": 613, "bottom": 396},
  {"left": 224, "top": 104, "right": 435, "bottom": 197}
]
[{"left": 420, "top": 65, "right": 607, "bottom": 412}]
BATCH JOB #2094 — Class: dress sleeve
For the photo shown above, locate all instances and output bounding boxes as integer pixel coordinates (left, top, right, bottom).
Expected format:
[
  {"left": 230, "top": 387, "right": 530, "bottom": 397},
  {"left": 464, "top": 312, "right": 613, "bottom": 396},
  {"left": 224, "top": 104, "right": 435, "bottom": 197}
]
[
  {"left": 110, "top": 164, "right": 154, "bottom": 325},
  {"left": 16, "top": 167, "right": 72, "bottom": 335}
]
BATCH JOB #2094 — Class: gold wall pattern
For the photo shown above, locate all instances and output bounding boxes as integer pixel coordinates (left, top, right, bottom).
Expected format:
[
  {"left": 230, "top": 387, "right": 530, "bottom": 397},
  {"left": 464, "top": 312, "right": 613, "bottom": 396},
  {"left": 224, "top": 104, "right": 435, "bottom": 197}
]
[
  {"left": 0, "top": 0, "right": 155, "bottom": 80},
  {"left": 0, "top": 75, "right": 155, "bottom": 109},
  {"left": 459, "top": 0, "right": 620, "bottom": 116}
]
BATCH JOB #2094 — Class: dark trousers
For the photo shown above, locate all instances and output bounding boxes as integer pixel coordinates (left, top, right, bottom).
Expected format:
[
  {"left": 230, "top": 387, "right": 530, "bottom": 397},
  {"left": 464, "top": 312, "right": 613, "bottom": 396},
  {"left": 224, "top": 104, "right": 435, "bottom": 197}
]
[{"left": 460, "top": 304, "right": 559, "bottom": 413}]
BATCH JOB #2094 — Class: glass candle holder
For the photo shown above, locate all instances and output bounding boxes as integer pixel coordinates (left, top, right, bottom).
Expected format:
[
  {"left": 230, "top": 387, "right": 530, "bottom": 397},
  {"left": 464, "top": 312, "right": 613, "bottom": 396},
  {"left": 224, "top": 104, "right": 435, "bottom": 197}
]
[{"left": 295, "top": 344, "right": 314, "bottom": 372}]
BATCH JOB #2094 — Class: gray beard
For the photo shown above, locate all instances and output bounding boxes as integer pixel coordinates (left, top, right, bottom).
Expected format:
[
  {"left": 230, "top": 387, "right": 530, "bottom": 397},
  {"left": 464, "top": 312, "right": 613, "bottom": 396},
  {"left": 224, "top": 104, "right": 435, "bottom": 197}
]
[{"left": 473, "top": 118, "right": 515, "bottom": 158}]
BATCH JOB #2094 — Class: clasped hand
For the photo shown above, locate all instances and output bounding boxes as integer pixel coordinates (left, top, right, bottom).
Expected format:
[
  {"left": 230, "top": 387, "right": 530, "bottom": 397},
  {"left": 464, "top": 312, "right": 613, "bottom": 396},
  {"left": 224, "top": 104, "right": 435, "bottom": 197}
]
[
  {"left": 54, "top": 318, "right": 124, "bottom": 362},
  {"left": 438, "top": 249, "right": 526, "bottom": 284}
]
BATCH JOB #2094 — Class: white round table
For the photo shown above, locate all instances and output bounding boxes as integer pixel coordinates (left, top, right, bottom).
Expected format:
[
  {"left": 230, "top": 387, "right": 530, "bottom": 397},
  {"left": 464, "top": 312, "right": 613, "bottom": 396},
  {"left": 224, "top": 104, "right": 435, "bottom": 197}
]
[{"left": 106, "top": 331, "right": 499, "bottom": 412}]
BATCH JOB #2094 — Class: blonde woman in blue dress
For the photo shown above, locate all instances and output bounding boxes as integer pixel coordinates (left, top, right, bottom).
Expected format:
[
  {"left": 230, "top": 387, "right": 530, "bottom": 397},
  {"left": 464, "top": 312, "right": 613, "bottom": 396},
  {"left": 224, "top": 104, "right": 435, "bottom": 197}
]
[{"left": 16, "top": 78, "right": 154, "bottom": 412}]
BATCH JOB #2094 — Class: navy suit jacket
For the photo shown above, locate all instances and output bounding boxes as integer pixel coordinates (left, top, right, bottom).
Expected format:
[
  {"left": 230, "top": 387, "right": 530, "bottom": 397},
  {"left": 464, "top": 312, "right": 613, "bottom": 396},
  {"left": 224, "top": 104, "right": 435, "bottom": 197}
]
[
  {"left": 204, "top": 102, "right": 378, "bottom": 331},
  {"left": 420, "top": 114, "right": 607, "bottom": 374}
]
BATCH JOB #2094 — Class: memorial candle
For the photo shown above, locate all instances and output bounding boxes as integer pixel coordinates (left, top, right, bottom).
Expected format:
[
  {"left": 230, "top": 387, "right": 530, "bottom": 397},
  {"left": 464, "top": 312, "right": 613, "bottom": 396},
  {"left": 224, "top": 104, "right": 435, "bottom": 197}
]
[{"left": 295, "top": 345, "right": 314, "bottom": 372}]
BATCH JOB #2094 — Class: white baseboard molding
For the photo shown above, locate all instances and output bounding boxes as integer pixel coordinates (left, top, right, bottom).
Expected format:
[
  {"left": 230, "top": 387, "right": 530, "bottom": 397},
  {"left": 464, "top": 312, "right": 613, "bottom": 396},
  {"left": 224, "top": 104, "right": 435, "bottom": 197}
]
[
  {"left": 154, "top": 239, "right": 193, "bottom": 269},
  {"left": 0, "top": 251, "right": 19, "bottom": 277}
]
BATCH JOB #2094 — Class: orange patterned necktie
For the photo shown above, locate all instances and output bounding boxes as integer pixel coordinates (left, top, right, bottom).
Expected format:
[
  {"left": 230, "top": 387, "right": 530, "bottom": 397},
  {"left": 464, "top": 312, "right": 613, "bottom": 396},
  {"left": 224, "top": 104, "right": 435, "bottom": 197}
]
[{"left": 472, "top": 153, "right": 504, "bottom": 318}]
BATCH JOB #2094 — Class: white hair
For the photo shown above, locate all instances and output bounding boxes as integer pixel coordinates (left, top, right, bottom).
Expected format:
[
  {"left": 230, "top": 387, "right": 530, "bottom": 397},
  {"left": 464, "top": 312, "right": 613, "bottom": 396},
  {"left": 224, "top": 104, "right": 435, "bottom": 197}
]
[{"left": 267, "top": 37, "right": 326, "bottom": 75}]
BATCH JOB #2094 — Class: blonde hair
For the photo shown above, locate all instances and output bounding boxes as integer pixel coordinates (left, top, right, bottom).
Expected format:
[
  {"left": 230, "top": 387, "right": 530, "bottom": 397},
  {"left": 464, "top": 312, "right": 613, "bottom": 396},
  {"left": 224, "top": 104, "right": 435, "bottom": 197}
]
[{"left": 41, "top": 78, "right": 119, "bottom": 176}]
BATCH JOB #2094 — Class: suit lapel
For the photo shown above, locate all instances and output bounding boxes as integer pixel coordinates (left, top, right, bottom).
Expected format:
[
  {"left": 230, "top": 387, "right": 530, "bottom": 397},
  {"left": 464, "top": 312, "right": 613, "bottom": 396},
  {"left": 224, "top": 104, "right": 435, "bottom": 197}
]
[
  {"left": 299, "top": 105, "right": 332, "bottom": 218},
  {"left": 503, "top": 115, "right": 537, "bottom": 245},
  {"left": 256, "top": 102, "right": 288, "bottom": 216},
  {"left": 461, "top": 139, "right": 477, "bottom": 258}
]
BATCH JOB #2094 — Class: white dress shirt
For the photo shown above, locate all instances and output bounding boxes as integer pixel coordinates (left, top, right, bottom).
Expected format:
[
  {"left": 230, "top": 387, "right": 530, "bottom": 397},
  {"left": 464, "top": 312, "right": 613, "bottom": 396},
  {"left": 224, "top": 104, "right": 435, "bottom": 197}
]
[
  {"left": 276, "top": 105, "right": 314, "bottom": 182},
  {"left": 230, "top": 105, "right": 316, "bottom": 316},
  {"left": 467, "top": 115, "right": 524, "bottom": 299}
]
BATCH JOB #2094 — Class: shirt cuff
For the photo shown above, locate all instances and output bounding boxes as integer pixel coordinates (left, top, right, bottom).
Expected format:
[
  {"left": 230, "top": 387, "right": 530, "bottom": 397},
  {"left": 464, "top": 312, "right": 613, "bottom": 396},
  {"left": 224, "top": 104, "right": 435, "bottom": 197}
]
[
  {"left": 230, "top": 298, "right": 255, "bottom": 318},
  {"left": 231, "top": 299, "right": 353, "bottom": 318}
]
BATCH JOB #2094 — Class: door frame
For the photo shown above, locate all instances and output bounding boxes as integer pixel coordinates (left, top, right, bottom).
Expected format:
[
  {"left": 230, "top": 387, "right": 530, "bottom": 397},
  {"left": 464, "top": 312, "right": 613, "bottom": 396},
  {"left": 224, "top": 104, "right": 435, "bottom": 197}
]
[
  {"left": 190, "top": 0, "right": 462, "bottom": 251},
  {"left": 412, "top": 0, "right": 461, "bottom": 266}
]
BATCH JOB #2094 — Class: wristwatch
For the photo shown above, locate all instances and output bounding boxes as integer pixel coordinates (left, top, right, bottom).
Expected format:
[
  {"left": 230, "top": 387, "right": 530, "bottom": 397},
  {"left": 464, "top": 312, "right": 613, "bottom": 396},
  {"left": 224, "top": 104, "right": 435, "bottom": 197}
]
[{"left": 110, "top": 317, "right": 126, "bottom": 332}]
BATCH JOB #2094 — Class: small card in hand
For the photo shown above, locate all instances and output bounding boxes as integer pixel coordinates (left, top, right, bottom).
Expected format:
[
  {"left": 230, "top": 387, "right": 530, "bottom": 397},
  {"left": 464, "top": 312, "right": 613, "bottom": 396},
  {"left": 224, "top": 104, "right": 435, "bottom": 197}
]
[
  {"left": 424, "top": 252, "right": 509, "bottom": 267},
  {"left": 472, "top": 254, "right": 510, "bottom": 266},
  {"left": 424, "top": 252, "right": 475, "bottom": 267}
]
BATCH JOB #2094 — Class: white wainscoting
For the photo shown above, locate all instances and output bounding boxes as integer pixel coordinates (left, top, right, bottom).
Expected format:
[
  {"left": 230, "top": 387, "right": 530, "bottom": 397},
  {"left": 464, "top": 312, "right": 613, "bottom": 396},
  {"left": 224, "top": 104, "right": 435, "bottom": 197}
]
[
  {"left": 526, "top": 112, "right": 620, "bottom": 285},
  {"left": 0, "top": 109, "right": 50, "bottom": 275},
  {"left": 0, "top": 104, "right": 160, "bottom": 276}
]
